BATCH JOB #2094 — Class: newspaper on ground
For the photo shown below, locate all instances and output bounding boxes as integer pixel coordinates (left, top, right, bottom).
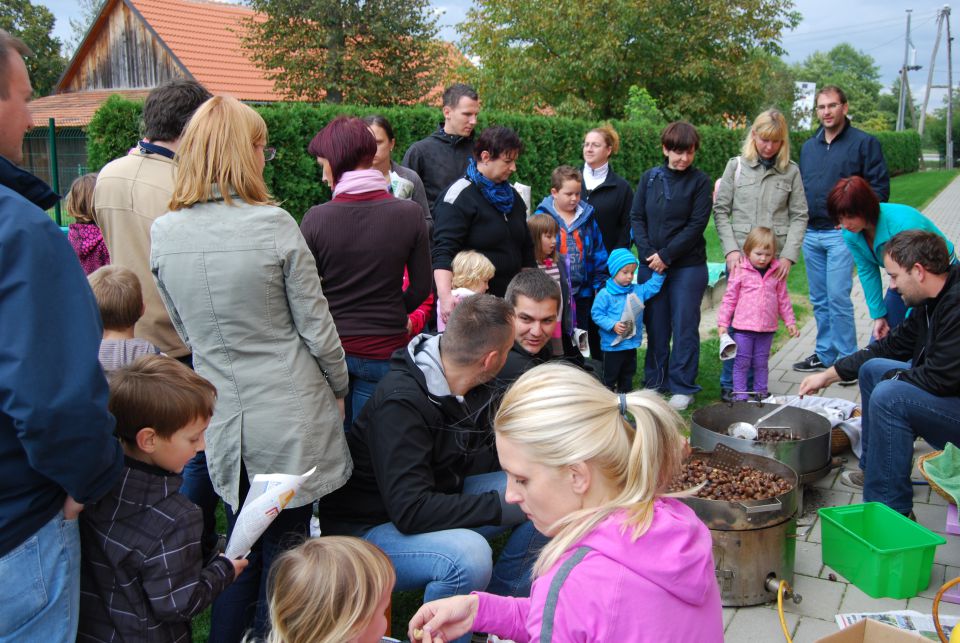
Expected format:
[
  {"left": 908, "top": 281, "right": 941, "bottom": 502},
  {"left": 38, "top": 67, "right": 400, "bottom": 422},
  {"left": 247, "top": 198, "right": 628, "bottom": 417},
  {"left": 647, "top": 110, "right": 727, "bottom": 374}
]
[
  {"left": 836, "top": 610, "right": 958, "bottom": 641},
  {"left": 610, "top": 293, "right": 644, "bottom": 347},
  {"left": 224, "top": 466, "right": 316, "bottom": 559}
]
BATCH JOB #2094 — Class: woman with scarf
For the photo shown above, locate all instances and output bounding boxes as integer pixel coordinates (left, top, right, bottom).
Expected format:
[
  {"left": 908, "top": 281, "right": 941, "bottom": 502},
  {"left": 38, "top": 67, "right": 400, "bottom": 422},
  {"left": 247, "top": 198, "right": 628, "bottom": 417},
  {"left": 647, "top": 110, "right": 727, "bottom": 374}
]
[
  {"left": 432, "top": 126, "right": 536, "bottom": 323},
  {"left": 301, "top": 116, "right": 432, "bottom": 429}
]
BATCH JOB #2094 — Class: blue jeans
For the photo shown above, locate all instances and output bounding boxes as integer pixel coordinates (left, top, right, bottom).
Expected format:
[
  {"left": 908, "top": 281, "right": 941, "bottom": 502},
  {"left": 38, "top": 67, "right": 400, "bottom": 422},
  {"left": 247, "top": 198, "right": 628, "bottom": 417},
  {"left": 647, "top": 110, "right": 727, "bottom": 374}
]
[
  {"left": 209, "top": 466, "right": 313, "bottom": 643},
  {"left": 638, "top": 263, "right": 708, "bottom": 394},
  {"left": 344, "top": 354, "right": 392, "bottom": 431},
  {"left": 859, "top": 359, "right": 960, "bottom": 514},
  {"left": 0, "top": 511, "right": 80, "bottom": 642},
  {"left": 348, "top": 472, "right": 545, "bottom": 643},
  {"left": 803, "top": 229, "right": 858, "bottom": 365},
  {"left": 180, "top": 451, "right": 221, "bottom": 554}
]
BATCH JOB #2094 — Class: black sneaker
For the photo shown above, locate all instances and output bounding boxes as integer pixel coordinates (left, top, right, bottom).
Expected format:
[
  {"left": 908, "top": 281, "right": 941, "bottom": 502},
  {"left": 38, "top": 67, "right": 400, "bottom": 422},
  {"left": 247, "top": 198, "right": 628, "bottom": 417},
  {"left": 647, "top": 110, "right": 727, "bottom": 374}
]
[
  {"left": 793, "top": 354, "right": 825, "bottom": 372},
  {"left": 720, "top": 388, "right": 733, "bottom": 403},
  {"left": 838, "top": 378, "right": 858, "bottom": 387}
]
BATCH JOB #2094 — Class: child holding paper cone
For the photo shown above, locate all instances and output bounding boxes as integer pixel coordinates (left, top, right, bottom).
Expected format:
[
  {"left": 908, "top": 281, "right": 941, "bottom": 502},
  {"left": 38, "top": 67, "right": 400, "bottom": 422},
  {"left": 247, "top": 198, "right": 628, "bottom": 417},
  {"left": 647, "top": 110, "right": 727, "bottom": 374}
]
[{"left": 78, "top": 355, "right": 246, "bottom": 642}]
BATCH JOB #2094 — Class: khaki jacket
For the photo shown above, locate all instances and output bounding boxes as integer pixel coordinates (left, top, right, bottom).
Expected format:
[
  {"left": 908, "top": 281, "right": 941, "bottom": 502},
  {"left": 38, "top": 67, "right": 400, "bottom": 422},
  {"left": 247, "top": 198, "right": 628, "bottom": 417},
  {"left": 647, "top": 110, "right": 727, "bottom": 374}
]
[
  {"left": 151, "top": 200, "right": 351, "bottom": 508},
  {"left": 713, "top": 156, "right": 808, "bottom": 264},
  {"left": 93, "top": 151, "right": 188, "bottom": 356}
]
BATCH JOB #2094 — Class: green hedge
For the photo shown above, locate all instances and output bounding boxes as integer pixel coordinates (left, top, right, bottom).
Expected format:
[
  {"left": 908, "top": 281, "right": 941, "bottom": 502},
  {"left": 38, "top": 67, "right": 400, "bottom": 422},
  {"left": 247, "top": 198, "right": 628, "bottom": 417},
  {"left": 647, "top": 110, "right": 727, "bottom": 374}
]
[{"left": 86, "top": 97, "right": 922, "bottom": 221}]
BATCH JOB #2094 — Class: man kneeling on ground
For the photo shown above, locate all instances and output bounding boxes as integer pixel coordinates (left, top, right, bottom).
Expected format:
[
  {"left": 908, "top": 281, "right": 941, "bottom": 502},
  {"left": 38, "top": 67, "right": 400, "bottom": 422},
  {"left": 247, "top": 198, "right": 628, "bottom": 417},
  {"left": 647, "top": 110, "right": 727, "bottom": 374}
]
[
  {"left": 318, "top": 294, "right": 543, "bottom": 641},
  {"left": 800, "top": 230, "right": 960, "bottom": 517}
]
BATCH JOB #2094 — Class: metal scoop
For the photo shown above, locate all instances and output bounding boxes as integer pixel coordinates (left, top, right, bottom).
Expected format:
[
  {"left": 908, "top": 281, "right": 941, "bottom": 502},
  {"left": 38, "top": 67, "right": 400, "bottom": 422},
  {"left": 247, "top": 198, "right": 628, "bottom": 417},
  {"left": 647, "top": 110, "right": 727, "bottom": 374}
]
[{"left": 727, "top": 399, "right": 797, "bottom": 440}]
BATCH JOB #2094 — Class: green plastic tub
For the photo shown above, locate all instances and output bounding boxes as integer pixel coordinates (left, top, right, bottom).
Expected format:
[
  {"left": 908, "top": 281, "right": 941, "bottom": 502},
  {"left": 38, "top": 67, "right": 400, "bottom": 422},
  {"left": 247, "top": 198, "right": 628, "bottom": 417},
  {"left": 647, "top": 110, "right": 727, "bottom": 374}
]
[{"left": 819, "top": 502, "right": 946, "bottom": 598}]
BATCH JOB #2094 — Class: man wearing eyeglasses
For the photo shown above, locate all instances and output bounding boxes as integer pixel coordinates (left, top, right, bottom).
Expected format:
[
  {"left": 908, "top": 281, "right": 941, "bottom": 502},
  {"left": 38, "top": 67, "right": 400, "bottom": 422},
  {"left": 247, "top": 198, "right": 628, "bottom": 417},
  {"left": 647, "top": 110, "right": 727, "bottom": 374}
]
[{"left": 793, "top": 85, "right": 890, "bottom": 381}]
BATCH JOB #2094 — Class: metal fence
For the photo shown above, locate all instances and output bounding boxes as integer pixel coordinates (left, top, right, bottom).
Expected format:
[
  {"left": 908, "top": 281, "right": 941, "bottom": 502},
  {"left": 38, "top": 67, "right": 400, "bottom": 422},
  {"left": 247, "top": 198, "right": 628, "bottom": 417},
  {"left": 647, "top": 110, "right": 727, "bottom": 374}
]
[{"left": 23, "top": 122, "right": 89, "bottom": 225}]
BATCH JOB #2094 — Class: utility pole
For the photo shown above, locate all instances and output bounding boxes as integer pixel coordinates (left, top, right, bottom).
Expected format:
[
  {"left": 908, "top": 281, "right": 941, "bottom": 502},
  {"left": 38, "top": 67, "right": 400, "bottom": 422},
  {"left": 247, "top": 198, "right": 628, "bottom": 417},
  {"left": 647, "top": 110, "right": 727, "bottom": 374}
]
[
  {"left": 945, "top": 6, "right": 955, "bottom": 168},
  {"left": 897, "top": 10, "right": 916, "bottom": 131},
  {"left": 919, "top": 8, "right": 946, "bottom": 136}
]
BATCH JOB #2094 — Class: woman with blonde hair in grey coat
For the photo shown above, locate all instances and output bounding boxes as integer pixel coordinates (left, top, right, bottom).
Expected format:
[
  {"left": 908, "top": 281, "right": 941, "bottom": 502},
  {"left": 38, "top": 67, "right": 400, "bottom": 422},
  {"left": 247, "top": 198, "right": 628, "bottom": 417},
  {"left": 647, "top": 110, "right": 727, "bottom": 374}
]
[
  {"left": 712, "top": 109, "right": 809, "bottom": 401},
  {"left": 150, "top": 95, "right": 350, "bottom": 642}
]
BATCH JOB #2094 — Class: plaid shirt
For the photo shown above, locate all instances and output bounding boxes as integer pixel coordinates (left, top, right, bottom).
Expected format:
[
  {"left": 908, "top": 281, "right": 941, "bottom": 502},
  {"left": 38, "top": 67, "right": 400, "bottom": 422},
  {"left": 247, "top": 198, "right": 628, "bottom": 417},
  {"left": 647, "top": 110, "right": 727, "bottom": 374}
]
[{"left": 78, "top": 457, "right": 234, "bottom": 642}]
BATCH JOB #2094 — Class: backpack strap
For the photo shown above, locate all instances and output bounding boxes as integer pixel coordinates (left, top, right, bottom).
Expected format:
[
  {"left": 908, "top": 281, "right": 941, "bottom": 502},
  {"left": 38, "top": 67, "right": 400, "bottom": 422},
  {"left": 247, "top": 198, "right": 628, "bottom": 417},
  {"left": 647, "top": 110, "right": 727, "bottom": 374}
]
[
  {"left": 647, "top": 166, "right": 671, "bottom": 201},
  {"left": 539, "top": 546, "right": 592, "bottom": 642}
]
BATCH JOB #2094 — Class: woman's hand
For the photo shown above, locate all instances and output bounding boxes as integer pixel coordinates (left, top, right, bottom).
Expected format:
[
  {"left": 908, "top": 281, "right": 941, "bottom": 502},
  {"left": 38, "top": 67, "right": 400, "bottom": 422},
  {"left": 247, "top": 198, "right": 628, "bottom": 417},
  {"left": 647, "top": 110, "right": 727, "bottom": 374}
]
[
  {"left": 645, "top": 253, "right": 667, "bottom": 274},
  {"left": 409, "top": 595, "right": 479, "bottom": 642},
  {"left": 873, "top": 317, "right": 890, "bottom": 340},
  {"left": 336, "top": 397, "right": 345, "bottom": 421},
  {"left": 725, "top": 251, "right": 742, "bottom": 279},
  {"left": 439, "top": 294, "right": 457, "bottom": 324},
  {"left": 773, "top": 258, "right": 793, "bottom": 281}
]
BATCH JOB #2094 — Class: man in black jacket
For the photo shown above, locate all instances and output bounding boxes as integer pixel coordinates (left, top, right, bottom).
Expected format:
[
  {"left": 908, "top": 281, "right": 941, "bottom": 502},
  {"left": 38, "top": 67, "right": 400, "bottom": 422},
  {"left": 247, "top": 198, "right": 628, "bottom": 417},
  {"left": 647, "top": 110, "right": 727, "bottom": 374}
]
[
  {"left": 800, "top": 231, "right": 960, "bottom": 516},
  {"left": 402, "top": 83, "right": 479, "bottom": 214},
  {"left": 319, "top": 295, "right": 542, "bottom": 608}
]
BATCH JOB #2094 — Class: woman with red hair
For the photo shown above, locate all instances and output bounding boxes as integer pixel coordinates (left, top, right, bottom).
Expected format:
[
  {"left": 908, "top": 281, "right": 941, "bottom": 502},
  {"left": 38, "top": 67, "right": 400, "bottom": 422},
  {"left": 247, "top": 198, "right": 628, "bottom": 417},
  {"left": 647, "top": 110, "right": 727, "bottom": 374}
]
[
  {"left": 828, "top": 175, "right": 955, "bottom": 339},
  {"left": 301, "top": 116, "right": 432, "bottom": 429}
]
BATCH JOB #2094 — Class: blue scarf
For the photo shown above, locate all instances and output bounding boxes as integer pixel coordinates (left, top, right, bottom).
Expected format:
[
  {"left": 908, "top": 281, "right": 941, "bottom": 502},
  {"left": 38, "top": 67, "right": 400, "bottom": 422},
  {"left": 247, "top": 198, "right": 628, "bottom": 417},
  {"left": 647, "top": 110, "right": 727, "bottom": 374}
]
[
  {"left": 605, "top": 278, "right": 632, "bottom": 295},
  {"left": 466, "top": 157, "right": 514, "bottom": 214}
]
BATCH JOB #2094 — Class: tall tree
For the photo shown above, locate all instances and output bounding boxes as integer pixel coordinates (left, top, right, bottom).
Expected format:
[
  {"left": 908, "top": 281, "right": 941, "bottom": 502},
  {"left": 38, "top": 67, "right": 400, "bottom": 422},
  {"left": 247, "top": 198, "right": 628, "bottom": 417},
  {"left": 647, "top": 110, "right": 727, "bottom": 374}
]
[
  {"left": 244, "top": 0, "right": 443, "bottom": 105},
  {"left": 790, "top": 43, "right": 883, "bottom": 127},
  {"left": 0, "top": 0, "right": 66, "bottom": 96},
  {"left": 457, "top": 0, "right": 800, "bottom": 123}
]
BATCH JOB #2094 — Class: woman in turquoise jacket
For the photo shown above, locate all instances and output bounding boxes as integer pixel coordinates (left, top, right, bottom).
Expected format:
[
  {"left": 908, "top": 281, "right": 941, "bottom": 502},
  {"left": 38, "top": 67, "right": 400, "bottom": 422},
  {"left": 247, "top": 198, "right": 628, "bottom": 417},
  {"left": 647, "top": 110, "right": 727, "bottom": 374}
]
[{"left": 828, "top": 176, "right": 955, "bottom": 339}]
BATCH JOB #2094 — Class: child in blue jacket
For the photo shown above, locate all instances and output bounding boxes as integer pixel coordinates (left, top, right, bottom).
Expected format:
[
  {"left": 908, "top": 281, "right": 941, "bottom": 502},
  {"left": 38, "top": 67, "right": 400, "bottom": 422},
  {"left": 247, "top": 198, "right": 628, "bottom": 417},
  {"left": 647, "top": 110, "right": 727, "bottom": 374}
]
[{"left": 592, "top": 249, "right": 665, "bottom": 391}]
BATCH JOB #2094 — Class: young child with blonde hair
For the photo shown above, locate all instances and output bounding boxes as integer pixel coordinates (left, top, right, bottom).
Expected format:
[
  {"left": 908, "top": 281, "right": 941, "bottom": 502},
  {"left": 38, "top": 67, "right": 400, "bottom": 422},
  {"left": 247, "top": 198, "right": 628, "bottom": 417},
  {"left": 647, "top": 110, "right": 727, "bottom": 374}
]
[
  {"left": 437, "top": 250, "right": 495, "bottom": 331},
  {"left": 717, "top": 226, "right": 799, "bottom": 401},
  {"left": 409, "top": 363, "right": 722, "bottom": 642},
  {"left": 264, "top": 536, "right": 395, "bottom": 643},
  {"left": 66, "top": 172, "right": 110, "bottom": 274}
]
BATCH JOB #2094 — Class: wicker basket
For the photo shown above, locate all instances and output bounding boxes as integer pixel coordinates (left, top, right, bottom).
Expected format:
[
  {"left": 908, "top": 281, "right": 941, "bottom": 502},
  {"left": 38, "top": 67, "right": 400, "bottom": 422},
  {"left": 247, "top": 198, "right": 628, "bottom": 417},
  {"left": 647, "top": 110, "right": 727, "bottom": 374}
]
[
  {"left": 830, "top": 427, "right": 851, "bottom": 455},
  {"left": 918, "top": 450, "right": 955, "bottom": 505}
]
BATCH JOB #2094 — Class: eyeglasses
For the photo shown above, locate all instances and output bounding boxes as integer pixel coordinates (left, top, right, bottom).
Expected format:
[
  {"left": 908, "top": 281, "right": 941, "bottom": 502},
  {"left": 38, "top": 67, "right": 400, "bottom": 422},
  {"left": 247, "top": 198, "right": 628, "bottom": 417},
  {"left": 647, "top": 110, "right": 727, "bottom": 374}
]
[
  {"left": 263, "top": 146, "right": 277, "bottom": 162},
  {"left": 816, "top": 103, "right": 842, "bottom": 112}
]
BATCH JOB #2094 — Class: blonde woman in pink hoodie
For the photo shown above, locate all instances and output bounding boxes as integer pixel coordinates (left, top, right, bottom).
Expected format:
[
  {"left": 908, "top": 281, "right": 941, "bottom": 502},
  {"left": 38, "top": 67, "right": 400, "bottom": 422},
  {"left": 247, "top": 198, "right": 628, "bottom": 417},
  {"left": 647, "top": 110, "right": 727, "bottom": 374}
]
[
  {"left": 409, "top": 363, "right": 723, "bottom": 643},
  {"left": 718, "top": 226, "right": 799, "bottom": 401}
]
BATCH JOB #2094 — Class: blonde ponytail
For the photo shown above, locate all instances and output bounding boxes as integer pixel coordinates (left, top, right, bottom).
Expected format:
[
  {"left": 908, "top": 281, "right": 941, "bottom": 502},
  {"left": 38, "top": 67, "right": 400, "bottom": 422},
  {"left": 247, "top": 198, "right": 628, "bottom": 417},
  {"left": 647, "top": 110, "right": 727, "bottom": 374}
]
[{"left": 494, "top": 363, "right": 686, "bottom": 576}]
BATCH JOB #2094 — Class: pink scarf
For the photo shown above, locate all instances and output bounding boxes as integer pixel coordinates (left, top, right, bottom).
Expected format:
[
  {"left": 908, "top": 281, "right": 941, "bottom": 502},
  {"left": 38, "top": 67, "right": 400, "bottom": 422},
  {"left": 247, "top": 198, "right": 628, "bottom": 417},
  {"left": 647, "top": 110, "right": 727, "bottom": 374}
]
[{"left": 332, "top": 168, "right": 388, "bottom": 197}]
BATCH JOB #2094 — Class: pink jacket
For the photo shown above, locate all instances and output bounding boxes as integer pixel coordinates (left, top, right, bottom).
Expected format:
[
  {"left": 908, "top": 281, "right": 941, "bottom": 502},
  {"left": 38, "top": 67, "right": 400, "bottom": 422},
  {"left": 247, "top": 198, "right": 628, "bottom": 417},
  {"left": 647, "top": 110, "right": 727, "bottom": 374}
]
[
  {"left": 473, "top": 500, "right": 723, "bottom": 642},
  {"left": 717, "top": 257, "right": 796, "bottom": 333}
]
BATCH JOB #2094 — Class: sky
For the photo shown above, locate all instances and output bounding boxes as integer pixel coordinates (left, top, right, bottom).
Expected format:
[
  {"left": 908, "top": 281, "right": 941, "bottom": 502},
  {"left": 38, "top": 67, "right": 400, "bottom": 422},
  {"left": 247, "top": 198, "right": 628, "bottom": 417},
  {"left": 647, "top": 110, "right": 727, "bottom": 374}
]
[{"left": 39, "top": 0, "right": 956, "bottom": 111}]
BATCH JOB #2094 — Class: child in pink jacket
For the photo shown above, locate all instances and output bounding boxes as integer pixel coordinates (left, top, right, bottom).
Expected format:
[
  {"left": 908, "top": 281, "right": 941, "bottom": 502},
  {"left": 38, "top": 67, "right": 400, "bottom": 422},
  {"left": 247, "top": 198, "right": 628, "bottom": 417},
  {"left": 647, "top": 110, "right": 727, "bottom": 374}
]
[
  {"left": 409, "top": 364, "right": 723, "bottom": 643},
  {"left": 718, "top": 227, "right": 798, "bottom": 401}
]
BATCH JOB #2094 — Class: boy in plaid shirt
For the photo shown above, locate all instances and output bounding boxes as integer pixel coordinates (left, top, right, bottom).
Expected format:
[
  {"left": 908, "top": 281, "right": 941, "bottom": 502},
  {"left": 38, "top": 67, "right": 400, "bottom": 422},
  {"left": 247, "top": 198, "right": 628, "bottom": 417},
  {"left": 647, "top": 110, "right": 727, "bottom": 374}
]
[{"left": 78, "top": 356, "right": 246, "bottom": 642}]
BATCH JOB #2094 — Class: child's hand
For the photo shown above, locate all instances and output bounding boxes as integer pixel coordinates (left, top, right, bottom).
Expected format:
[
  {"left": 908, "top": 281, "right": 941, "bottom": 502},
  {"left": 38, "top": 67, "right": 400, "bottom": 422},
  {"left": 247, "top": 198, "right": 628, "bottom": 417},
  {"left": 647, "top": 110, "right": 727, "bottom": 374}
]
[
  {"left": 787, "top": 324, "right": 799, "bottom": 338},
  {"left": 227, "top": 556, "right": 249, "bottom": 578},
  {"left": 718, "top": 326, "right": 728, "bottom": 337},
  {"left": 614, "top": 322, "right": 627, "bottom": 335}
]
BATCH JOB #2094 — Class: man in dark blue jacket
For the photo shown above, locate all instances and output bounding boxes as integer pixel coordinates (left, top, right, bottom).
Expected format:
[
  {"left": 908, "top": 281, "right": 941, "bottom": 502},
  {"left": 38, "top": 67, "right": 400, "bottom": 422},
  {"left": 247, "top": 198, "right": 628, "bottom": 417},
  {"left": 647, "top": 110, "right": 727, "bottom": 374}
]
[
  {"left": 794, "top": 85, "right": 890, "bottom": 379},
  {"left": 0, "top": 30, "right": 123, "bottom": 640}
]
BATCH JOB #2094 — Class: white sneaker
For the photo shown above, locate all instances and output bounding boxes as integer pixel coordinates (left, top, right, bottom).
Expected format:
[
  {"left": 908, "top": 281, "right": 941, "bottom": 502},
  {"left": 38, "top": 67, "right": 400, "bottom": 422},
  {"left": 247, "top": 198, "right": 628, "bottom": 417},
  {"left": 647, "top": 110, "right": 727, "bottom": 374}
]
[{"left": 668, "top": 394, "right": 693, "bottom": 411}]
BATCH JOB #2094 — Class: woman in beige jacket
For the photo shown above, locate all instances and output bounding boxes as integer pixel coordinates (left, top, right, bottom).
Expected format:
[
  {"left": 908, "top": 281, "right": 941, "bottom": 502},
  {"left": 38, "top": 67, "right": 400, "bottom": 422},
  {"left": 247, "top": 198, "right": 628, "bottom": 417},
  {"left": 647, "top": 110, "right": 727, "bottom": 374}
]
[
  {"left": 150, "top": 96, "right": 350, "bottom": 642},
  {"left": 712, "top": 109, "right": 808, "bottom": 400}
]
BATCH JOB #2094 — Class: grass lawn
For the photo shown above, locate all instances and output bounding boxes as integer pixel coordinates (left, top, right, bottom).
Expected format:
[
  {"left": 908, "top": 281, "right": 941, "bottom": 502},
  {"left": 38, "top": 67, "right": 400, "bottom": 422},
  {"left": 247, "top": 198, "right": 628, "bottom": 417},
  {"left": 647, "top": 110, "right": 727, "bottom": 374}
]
[{"left": 890, "top": 169, "right": 959, "bottom": 209}]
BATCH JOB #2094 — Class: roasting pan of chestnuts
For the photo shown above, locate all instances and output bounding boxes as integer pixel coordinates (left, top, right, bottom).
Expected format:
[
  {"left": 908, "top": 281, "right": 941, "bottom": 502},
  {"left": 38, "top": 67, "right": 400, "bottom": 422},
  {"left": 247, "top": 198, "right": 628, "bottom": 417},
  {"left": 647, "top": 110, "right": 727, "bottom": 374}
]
[{"left": 690, "top": 401, "right": 833, "bottom": 484}]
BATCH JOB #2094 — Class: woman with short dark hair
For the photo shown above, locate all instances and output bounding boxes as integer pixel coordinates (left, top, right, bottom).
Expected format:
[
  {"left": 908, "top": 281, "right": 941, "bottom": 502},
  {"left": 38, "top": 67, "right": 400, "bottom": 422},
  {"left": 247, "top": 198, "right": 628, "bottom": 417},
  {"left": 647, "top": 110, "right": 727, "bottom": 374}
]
[
  {"left": 301, "top": 116, "right": 431, "bottom": 429},
  {"left": 432, "top": 125, "right": 535, "bottom": 321},
  {"left": 630, "top": 121, "right": 712, "bottom": 410},
  {"left": 828, "top": 175, "right": 956, "bottom": 339}
]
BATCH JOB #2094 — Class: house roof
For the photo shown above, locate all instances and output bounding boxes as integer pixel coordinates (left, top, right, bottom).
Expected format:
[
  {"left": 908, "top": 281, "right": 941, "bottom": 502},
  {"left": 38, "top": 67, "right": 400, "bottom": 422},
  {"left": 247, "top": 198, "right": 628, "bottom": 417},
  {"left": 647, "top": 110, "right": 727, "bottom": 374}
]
[
  {"left": 28, "top": 89, "right": 152, "bottom": 128},
  {"left": 128, "top": 0, "right": 280, "bottom": 102}
]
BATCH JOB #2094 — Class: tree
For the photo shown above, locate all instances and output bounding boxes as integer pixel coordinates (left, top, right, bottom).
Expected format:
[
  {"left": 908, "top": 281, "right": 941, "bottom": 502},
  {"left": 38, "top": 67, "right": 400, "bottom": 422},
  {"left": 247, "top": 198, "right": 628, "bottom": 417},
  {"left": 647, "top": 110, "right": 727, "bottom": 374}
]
[
  {"left": 244, "top": 0, "right": 443, "bottom": 105},
  {"left": 623, "top": 86, "right": 664, "bottom": 129},
  {"left": 790, "top": 43, "right": 883, "bottom": 127},
  {"left": 0, "top": 0, "right": 66, "bottom": 96},
  {"left": 457, "top": 0, "right": 800, "bottom": 123},
  {"left": 66, "top": 0, "right": 105, "bottom": 57}
]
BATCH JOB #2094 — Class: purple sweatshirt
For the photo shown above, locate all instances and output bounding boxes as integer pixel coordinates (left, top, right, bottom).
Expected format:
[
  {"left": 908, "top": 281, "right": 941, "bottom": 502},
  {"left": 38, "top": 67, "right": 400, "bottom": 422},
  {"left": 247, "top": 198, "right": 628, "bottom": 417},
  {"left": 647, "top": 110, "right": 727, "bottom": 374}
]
[{"left": 473, "top": 499, "right": 723, "bottom": 642}]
